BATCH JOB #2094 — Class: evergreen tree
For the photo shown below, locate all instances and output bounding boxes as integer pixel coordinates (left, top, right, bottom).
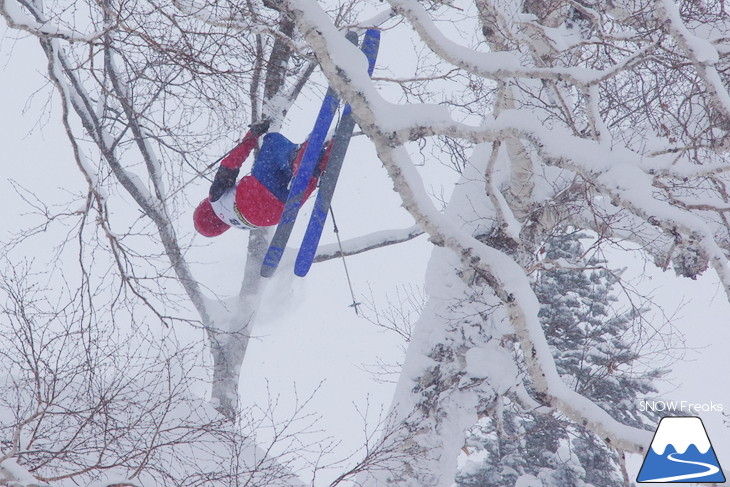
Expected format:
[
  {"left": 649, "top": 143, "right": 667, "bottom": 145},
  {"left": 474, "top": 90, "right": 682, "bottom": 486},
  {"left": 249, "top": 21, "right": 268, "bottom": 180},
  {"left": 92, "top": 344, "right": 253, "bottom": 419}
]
[{"left": 457, "top": 229, "right": 661, "bottom": 487}]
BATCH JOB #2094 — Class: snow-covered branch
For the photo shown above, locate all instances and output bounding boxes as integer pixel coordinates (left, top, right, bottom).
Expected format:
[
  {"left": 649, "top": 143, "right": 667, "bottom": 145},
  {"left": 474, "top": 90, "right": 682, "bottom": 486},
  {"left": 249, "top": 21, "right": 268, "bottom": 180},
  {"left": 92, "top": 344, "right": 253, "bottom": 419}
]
[
  {"left": 282, "top": 0, "right": 653, "bottom": 457},
  {"left": 104, "top": 50, "right": 168, "bottom": 204},
  {"left": 0, "top": 457, "right": 47, "bottom": 487},
  {"left": 8, "top": 0, "right": 729, "bottom": 484},
  {"left": 655, "top": 0, "right": 730, "bottom": 119},
  {"left": 170, "top": 0, "right": 258, "bottom": 30},
  {"left": 1, "top": 0, "right": 107, "bottom": 41},
  {"left": 313, "top": 224, "right": 423, "bottom": 262},
  {"left": 385, "top": 0, "right": 652, "bottom": 87},
  {"left": 380, "top": 146, "right": 653, "bottom": 454}
]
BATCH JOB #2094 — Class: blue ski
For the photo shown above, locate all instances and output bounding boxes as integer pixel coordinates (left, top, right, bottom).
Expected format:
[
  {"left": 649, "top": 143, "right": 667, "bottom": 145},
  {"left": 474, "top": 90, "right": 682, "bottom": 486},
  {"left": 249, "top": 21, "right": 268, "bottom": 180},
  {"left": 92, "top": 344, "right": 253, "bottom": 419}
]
[
  {"left": 294, "top": 29, "right": 380, "bottom": 277},
  {"left": 260, "top": 31, "right": 359, "bottom": 278}
]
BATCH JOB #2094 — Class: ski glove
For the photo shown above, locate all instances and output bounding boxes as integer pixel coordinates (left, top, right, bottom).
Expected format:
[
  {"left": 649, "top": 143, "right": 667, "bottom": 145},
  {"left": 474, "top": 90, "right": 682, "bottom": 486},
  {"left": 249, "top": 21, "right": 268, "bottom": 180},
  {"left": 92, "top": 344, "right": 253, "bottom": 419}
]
[{"left": 249, "top": 119, "right": 271, "bottom": 136}]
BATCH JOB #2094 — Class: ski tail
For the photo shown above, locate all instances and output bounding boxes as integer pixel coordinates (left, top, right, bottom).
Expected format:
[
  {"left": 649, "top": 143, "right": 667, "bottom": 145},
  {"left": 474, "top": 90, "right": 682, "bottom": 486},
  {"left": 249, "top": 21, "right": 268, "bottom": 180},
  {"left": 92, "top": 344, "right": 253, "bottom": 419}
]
[
  {"left": 294, "top": 29, "right": 381, "bottom": 277},
  {"left": 260, "top": 31, "right": 359, "bottom": 278}
]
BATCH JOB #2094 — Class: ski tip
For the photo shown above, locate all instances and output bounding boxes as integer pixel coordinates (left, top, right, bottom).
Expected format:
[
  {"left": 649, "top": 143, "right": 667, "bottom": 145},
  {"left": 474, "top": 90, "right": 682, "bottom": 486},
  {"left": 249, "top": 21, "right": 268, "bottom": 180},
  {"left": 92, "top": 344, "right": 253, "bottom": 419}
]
[
  {"left": 293, "top": 264, "right": 310, "bottom": 278},
  {"left": 260, "top": 263, "right": 276, "bottom": 278},
  {"left": 261, "top": 246, "right": 285, "bottom": 278},
  {"left": 294, "top": 248, "right": 315, "bottom": 277}
]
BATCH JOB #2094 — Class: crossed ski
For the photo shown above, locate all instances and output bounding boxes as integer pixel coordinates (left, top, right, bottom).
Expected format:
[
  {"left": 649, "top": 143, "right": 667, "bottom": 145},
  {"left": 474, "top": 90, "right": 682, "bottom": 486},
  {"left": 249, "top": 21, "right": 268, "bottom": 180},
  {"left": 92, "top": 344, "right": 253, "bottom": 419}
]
[{"left": 261, "top": 29, "right": 381, "bottom": 278}]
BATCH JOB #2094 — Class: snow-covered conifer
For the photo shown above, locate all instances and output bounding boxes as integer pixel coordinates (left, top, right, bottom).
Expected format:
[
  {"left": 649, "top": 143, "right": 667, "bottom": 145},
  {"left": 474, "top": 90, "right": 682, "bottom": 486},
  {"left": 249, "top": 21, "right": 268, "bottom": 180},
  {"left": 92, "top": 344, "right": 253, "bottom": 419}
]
[{"left": 457, "top": 229, "right": 661, "bottom": 487}]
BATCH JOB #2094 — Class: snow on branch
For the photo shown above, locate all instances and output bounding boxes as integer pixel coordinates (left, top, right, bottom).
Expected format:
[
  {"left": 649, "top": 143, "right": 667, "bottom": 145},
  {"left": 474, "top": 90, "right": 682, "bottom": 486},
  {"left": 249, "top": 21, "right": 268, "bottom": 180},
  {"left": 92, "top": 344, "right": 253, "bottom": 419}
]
[
  {"left": 36, "top": 33, "right": 216, "bottom": 334},
  {"left": 313, "top": 224, "right": 424, "bottom": 263},
  {"left": 380, "top": 145, "right": 653, "bottom": 454},
  {"left": 282, "top": 0, "right": 653, "bottom": 455},
  {"left": 44, "top": 43, "right": 160, "bottom": 214},
  {"left": 105, "top": 51, "right": 168, "bottom": 204},
  {"left": 353, "top": 7, "right": 397, "bottom": 31},
  {"left": 249, "top": 0, "right": 730, "bottom": 311},
  {"left": 25, "top": 4, "right": 214, "bottom": 330},
  {"left": 1, "top": 0, "right": 107, "bottom": 42},
  {"left": 0, "top": 457, "right": 48, "bottom": 487},
  {"left": 384, "top": 0, "right": 644, "bottom": 87},
  {"left": 169, "top": 0, "right": 257, "bottom": 30},
  {"left": 486, "top": 111, "right": 730, "bottom": 303},
  {"left": 655, "top": 0, "right": 730, "bottom": 120}
]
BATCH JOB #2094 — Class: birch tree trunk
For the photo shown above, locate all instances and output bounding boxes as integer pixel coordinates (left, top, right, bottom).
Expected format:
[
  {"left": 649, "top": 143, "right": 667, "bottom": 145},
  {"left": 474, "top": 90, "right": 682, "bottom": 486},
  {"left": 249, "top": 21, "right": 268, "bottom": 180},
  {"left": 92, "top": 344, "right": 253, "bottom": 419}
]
[{"left": 279, "top": 0, "right": 730, "bottom": 485}]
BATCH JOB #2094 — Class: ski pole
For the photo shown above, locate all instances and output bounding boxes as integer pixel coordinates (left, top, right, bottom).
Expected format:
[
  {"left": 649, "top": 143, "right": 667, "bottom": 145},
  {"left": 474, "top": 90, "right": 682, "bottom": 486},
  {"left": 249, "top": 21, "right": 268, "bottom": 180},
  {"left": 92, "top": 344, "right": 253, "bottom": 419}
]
[{"left": 330, "top": 206, "right": 361, "bottom": 315}]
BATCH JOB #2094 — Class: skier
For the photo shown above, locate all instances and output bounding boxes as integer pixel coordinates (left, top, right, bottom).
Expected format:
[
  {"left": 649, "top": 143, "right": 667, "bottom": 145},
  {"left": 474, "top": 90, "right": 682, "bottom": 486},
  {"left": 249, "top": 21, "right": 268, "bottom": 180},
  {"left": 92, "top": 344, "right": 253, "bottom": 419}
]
[{"left": 193, "top": 120, "right": 332, "bottom": 237}]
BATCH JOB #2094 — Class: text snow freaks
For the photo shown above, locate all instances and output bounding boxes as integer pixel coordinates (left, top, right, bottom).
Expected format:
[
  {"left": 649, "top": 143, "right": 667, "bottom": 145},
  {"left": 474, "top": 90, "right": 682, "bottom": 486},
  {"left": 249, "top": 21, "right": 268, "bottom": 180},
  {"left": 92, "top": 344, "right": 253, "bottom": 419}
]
[{"left": 639, "top": 401, "right": 724, "bottom": 413}]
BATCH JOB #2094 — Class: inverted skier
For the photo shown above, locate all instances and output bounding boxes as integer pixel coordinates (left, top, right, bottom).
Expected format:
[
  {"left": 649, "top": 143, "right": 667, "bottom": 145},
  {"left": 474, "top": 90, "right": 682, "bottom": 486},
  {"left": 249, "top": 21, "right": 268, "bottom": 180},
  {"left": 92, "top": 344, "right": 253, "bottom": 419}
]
[{"left": 193, "top": 120, "right": 333, "bottom": 237}]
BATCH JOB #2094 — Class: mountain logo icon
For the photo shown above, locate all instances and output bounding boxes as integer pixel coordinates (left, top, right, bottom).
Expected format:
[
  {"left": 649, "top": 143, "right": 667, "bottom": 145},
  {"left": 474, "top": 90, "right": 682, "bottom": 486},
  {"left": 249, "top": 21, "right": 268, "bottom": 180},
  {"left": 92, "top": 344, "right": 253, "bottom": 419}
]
[{"left": 637, "top": 416, "right": 725, "bottom": 483}]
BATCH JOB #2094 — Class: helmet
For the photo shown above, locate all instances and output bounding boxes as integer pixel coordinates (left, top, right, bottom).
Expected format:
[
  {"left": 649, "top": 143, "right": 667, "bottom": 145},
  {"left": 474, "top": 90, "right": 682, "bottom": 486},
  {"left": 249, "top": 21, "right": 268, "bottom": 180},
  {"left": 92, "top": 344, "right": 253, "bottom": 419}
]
[{"left": 193, "top": 198, "right": 230, "bottom": 237}]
